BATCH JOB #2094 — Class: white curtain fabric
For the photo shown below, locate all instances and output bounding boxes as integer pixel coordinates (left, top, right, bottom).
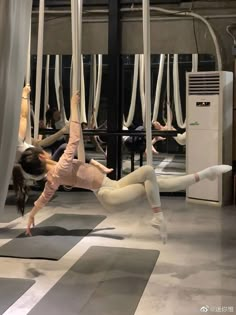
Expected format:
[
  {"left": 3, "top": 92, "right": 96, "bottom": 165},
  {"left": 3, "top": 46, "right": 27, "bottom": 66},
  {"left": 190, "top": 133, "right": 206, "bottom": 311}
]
[{"left": 0, "top": 0, "right": 32, "bottom": 214}]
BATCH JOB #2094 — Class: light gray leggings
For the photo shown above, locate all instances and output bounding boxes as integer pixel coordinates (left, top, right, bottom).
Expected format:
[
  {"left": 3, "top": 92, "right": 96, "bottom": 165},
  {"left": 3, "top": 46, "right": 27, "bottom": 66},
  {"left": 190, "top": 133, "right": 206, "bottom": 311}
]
[{"left": 95, "top": 165, "right": 196, "bottom": 211}]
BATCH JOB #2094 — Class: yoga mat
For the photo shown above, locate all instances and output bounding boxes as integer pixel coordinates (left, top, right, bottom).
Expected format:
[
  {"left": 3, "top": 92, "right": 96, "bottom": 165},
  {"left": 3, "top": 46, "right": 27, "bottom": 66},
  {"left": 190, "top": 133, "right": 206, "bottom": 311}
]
[
  {"left": 29, "top": 246, "right": 159, "bottom": 315},
  {"left": 0, "top": 277, "right": 35, "bottom": 314},
  {"left": 0, "top": 214, "right": 106, "bottom": 260}
]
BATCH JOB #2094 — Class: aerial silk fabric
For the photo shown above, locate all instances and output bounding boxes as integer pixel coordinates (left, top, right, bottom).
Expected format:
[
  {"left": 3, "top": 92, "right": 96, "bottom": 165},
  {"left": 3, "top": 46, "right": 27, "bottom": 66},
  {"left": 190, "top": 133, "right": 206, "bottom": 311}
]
[
  {"left": 71, "top": 0, "right": 85, "bottom": 163},
  {"left": 0, "top": 0, "right": 32, "bottom": 214},
  {"left": 25, "top": 24, "right": 32, "bottom": 144},
  {"left": 33, "top": 0, "right": 44, "bottom": 141}
]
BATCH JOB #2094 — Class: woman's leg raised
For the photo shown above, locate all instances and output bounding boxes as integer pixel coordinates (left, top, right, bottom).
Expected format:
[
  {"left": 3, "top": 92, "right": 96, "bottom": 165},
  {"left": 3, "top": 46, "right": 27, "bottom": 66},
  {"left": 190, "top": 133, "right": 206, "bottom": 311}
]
[
  {"left": 97, "top": 165, "right": 167, "bottom": 242},
  {"left": 117, "top": 165, "right": 161, "bottom": 208},
  {"left": 97, "top": 182, "right": 146, "bottom": 210},
  {"left": 157, "top": 165, "right": 232, "bottom": 192}
]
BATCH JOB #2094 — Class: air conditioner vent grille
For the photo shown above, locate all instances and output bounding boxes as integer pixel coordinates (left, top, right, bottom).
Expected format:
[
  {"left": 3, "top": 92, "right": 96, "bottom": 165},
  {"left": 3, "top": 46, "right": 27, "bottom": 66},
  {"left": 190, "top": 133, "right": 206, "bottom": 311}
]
[{"left": 188, "top": 73, "right": 220, "bottom": 95}]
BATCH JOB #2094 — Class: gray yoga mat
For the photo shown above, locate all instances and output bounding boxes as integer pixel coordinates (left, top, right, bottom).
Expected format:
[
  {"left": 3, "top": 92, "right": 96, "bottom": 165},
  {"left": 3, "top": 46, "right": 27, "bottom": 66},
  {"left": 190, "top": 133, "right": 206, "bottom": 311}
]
[
  {"left": 29, "top": 246, "right": 159, "bottom": 315},
  {"left": 0, "top": 277, "right": 35, "bottom": 314},
  {"left": 0, "top": 214, "right": 106, "bottom": 260}
]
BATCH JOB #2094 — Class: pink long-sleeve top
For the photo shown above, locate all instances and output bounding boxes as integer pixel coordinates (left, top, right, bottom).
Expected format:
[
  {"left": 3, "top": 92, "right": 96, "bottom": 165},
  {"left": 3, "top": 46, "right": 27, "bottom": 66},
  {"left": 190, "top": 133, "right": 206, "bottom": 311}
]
[{"left": 34, "top": 121, "right": 105, "bottom": 209}]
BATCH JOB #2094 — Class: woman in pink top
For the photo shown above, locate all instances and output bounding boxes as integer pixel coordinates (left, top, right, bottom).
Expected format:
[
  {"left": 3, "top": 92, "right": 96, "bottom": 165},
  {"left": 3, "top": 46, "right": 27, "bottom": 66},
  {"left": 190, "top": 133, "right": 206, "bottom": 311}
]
[
  {"left": 13, "top": 86, "right": 112, "bottom": 210},
  {"left": 16, "top": 92, "right": 231, "bottom": 242}
]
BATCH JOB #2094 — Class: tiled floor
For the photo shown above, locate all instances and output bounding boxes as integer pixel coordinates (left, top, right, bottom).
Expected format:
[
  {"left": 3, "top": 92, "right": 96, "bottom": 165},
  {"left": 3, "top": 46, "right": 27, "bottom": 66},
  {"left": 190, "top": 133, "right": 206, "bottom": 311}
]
[{"left": 1, "top": 189, "right": 236, "bottom": 315}]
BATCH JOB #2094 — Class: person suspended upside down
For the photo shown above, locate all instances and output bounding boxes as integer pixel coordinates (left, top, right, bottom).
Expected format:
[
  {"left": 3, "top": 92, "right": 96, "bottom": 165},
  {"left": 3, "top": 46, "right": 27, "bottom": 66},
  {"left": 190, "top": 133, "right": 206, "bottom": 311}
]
[{"left": 14, "top": 91, "right": 232, "bottom": 243}]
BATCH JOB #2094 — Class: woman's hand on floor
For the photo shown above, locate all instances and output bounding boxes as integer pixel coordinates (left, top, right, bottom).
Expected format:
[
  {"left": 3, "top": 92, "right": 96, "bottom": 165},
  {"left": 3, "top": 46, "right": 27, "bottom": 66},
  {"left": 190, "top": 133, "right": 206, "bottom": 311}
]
[{"left": 25, "top": 215, "right": 35, "bottom": 236}]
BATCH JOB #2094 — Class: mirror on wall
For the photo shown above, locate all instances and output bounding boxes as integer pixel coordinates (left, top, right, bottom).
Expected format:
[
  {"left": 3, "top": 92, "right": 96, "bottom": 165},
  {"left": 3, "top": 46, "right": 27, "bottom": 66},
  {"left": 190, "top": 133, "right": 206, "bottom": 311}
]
[{"left": 30, "top": 54, "right": 215, "bottom": 175}]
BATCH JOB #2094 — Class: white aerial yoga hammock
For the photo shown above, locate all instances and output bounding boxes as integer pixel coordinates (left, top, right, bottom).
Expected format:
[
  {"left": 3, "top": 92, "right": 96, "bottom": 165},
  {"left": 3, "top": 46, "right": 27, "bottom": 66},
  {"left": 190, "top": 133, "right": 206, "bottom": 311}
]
[
  {"left": 173, "top": 54, "right": 186, "bottom": 129},
  {"left": 25, "top": 23, "right": 32, "bottom": 144},
  {"left": 87, "top": 54, "right": 107, "bottom": 158},
  {"left": 172, "top": 53, "right": 198, "bottom": 130},
  {"left": 123, "top": 54, "right": 139, "bottom": 128},
  {"left": 43, "top": 54, "right": 50, "bottom": 124},
  {"left": 87, "top": 54, "right": 96, "bottom": 127},
  {"left": 139, "top": 54, "right": 146, "bottom": 124},
  {"left": 166, "top": 54, "right": 172, "bottom": 130},
  {"left": 172, "top": 53, "right": 199, "bottom": 144},
  {"left": 125, "top": 53, "right": 165, "bottom": 128},
  {"left": 54, "top": 55, "right": 68, "bottom": 125},
  {"left": 71, "top": 0, "right": 85, "bottom": 162},
  {"left": 93, "top": 54, "right": 103, "bottom": 128},
  {"left": 152, "top": 54, "right": 165, "bottom": 123},
  {"left": 70, "top": 55, "right": 87, "bottom": 124},
  {"left": 80, "top": 56, "right": 87, "bottom": 123},
  {"left": 34, "top": 0, "right": 44, "bottom": 141},
  {"left": 142, "top": 0, "right": 152, "bottom": 166},
  {"left": 92, "top": 55, "right": 97, "bottom": 112}
]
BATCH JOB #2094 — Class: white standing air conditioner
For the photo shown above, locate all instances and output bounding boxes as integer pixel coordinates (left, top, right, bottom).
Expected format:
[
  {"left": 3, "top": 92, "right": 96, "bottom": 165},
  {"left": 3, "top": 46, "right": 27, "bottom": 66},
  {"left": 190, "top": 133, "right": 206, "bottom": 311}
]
[{"left": 186, "top": 71, "right": 233, "bottom": 205}]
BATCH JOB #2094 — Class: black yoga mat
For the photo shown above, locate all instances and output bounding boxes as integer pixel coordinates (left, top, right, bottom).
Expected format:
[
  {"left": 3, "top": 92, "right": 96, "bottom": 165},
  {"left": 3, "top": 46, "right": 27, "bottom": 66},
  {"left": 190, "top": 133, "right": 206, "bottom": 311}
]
[
  {"left": 0, "top": 278, "right": 35, "bottom": 314},
  {"left": 0, "top": 214, "right": 106, "bottom": 260},
  {"left": 28, "top": 246, "right": 159, "bottom": 315}
]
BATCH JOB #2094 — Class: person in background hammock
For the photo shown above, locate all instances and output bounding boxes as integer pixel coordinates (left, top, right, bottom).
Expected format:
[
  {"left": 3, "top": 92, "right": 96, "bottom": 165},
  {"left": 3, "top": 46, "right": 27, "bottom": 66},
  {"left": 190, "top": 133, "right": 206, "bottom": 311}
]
[
  {"left": 15, "top": 85, "right": 69, "bottom": 164},
  {"left": 14, "top": 91, "right": 232, "bottom": 243},
  {"left": 123, "top": 121, "right": 166, "bottom": 155},
  {"left": 153, "top": 120, "right": 186, "bottom": 146},
  {"left": 37, "top": 107, "right": 68, "bottom": 155}
]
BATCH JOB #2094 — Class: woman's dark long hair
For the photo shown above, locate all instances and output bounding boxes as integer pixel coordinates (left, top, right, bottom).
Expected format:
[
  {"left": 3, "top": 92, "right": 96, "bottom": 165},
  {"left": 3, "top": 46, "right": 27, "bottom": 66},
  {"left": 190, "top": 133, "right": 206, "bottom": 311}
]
[
  {"left": 12, "top": 164, "right": 30, "bottom": 216},
  {"left": 19, "top": 147, "right": 46, "bottom": 176},
  {"left": 12, "top": 147, "right": 46, "bottom": 215}
]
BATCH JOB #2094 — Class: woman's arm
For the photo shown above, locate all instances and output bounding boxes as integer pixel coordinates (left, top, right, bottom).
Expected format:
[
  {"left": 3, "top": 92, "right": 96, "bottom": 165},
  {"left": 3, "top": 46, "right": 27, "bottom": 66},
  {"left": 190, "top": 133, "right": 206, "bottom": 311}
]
[
  {"left": 26, "top": 181, "right": 58, "bottom": 235},
  {"left": 89, "top": 159, "right": 113, "bottom": 174},
  {"left": 26, "top": 205, "right": 40, "bottom": 236},
  {"left": 18, "top": 85, "right": 31, "bottom": 140},
  {"left": 33, "top": 123, "right": 69, "bottom": 147},
  {"left": 56, "top": 92, "right": 81, "bottom": 169}
]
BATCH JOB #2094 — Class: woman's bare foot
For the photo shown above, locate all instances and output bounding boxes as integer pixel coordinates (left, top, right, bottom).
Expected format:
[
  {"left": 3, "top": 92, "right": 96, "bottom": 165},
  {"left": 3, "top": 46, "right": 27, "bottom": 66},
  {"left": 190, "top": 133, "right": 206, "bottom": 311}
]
[
  {"left": 145, "top": 146, "right": 159, "bottom": 155},
  {"left": 102, "top": 167, "right": 114, "bottom": 174}
]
